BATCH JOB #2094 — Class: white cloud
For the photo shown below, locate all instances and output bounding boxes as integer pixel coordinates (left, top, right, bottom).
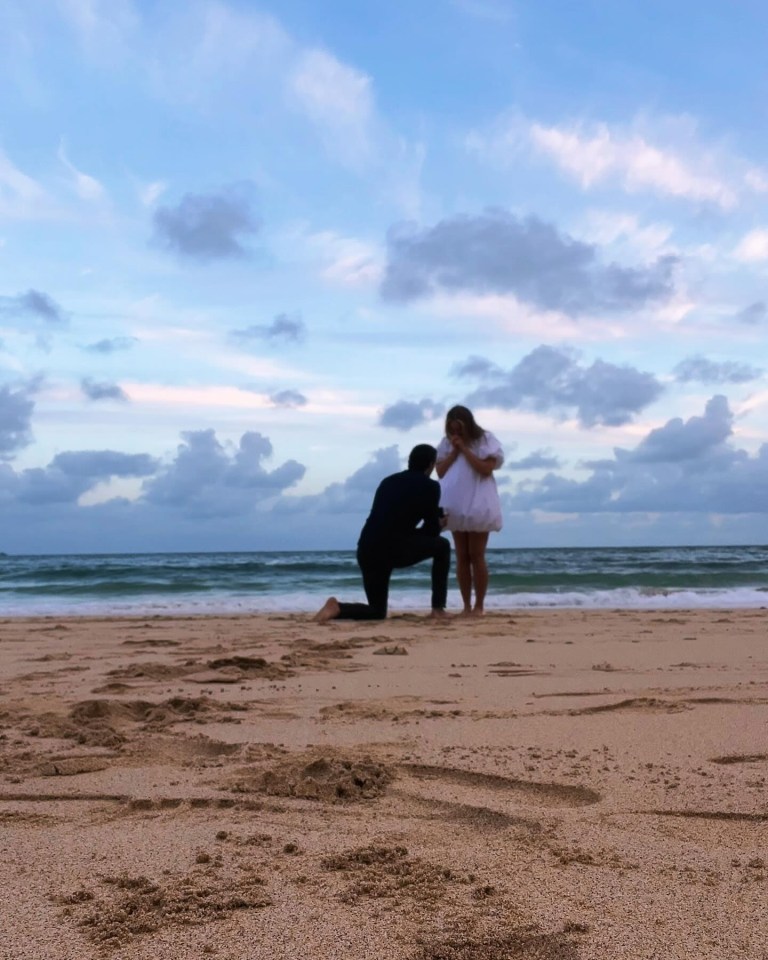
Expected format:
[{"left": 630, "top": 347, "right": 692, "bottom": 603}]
[
  {"left": 137, "top": 179, "right": 167, "bottom": 207},
  {"left": 529, "top": 121, "right": 737, "bottom": 208},
  {"left": 288, "top": 49, "right": 374, "bottom": 167},
  {"left": 56, "top": 0, "right": 139, "bottom": 59},
  {"left": 733, "top": 228, "right": 768, "bottom": 263},
  {"left": 580, "top": 211, "right": 674, "bottom": 260},
  {"left": 0, "top": 148, "right": 50, "bottom": 219},
  {"left": 745, "top": 169, "right": 768, "bottom": 193},
  {"left": 291, "top": 227, "right": 383, "bottom": 288},
  {"left": 57, "top": 140, "right": 106, "bottom": 202}
]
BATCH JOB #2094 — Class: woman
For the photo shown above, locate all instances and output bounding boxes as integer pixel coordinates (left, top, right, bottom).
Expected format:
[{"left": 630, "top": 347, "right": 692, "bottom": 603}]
[{"left": 436, "top": 405, "right": 504, "bottom": 616}]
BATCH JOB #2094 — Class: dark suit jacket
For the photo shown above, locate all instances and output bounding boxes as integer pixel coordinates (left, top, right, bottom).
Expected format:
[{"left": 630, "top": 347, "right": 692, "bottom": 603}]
[{"left": 358, "top": 469, "right": 441, "bottom": 548}]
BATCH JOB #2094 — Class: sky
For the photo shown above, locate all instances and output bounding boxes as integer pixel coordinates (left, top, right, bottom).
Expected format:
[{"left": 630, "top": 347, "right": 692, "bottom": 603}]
[{"left": 2, "top": 0, "right": 768, "bottom": 554}]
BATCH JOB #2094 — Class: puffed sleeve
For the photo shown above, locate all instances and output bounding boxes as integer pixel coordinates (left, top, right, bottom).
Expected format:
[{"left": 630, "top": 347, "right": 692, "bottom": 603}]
[
  {"left": 479, "top": 431, "right": 504, "bottom": 467},
  {"left": 436, "top": 436, "right": 451, "bottom": 460}
]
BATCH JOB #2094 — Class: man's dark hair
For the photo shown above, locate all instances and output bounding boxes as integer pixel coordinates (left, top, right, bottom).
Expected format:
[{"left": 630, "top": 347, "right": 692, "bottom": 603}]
[{"left": 408, "top": 443, "right": 437, "bottom": 472}]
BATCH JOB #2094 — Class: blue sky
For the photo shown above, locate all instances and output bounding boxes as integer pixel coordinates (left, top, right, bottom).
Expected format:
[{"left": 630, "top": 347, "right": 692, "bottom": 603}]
[{"left": 2, "top": 0, "right": 768, "bottom": 553}]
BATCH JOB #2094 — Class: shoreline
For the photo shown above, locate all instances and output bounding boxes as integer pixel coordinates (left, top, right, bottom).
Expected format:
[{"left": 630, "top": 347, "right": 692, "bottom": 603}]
[{"left": 1, "top": 608, "right": 767, "bottom": 958}]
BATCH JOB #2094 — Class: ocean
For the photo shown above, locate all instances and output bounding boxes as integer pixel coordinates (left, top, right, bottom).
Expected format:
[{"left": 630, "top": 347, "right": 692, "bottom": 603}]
[{"left": 1, "top": 546, "right": 767, "bottom": 617}]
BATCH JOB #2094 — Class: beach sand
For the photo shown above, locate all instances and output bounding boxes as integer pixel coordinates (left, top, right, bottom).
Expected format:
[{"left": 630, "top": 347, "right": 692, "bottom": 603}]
[{"left": 0, "top": 608, "right": 766, "bottom": 959}]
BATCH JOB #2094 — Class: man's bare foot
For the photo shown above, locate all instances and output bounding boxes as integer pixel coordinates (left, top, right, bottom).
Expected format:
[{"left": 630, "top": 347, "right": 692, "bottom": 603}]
[
  {"left": 313, "top": 597, "right": 341, "bottom": 623},
  {"left": 429, "top": 608, "right": 451, "bottom": 620}
]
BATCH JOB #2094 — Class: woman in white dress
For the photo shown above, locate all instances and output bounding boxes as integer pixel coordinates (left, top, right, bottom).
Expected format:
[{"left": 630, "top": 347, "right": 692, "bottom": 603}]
[{"left": 436, "top": 405, "right": 504, "bottom": 616}]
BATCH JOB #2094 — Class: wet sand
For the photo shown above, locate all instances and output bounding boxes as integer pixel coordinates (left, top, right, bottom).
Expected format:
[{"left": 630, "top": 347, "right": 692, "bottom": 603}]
[{"left": 0, "top": 608, "right": 767, "bottom": 959}]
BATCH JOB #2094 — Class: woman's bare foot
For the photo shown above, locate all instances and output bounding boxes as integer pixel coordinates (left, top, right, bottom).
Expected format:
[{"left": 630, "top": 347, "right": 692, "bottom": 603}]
[
  {"left": 471, "top": 606, "right": 485, "bottom": 617},
  {"left": 457, "top": 607, "right": 473, "bottom": 618},
  {"left": 313, "top": 597, "right": 341, "bottom": 623}
]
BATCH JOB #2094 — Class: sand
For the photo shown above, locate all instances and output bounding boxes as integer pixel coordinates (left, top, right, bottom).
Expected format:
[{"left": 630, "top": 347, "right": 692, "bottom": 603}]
[{"left": 0, "top": 607, "right": 767, "bottom": 959}]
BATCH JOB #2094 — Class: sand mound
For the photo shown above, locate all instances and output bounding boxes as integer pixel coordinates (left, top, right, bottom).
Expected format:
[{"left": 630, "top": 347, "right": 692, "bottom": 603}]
[
  {"left": 415, "top": 930, "right": 581, "bottom": 959},
  {"left": 56, "top": 870, "right": 271, "bottom": 948},
  {"left": 232, "top": 754, "right": 394, "bottom": 802},
  {"left": 320, "top": 843, "right": 467, "bottom": 904}
]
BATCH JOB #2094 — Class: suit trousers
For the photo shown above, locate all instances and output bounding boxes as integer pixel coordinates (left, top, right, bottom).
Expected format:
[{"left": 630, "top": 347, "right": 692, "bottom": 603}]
[{"left": 336, "top": 533, "right": 450, "bottom": 620}]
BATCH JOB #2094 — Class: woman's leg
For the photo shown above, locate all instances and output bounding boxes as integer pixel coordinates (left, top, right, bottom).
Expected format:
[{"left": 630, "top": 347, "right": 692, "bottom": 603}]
[
  {"left": 467, "top": 532, "right": 490, "bottom": 614},
  {"left": 452, "top": 531, "right": 473, "bottom": 613}
]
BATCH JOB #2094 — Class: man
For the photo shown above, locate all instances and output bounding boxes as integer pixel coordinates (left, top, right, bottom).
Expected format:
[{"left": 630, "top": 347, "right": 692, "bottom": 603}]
[{"left": 314, "top": 444, "right": 450, "bottom": 621}]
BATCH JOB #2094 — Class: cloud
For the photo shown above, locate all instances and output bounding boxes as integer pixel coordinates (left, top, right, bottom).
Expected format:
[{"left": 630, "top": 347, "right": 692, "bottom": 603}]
[
  {"left": 81, "top": 377, "right": 129, "bottom": 402},
  {"left": 143, "top": 429, "right": 305, "bottom": 518},
  {"left": 231, "top": 313, "right": 305, "bottom": 345},
  {"left": 461, "top": 345, "right": 664, "bottom": 427},
  {"left": 0, "top": 148, "right": 49, "bottom": 219},
  {"left": 0, "top": 289, "right": 67, "bottom": 325},
  {"left": 269, "top": 389, "right": 307, "bottom": 408},
  {"left": 57, "top": 139, "right": 106, "bottom": 202},
  {"left": 507, "top": 396, "right": 768, "bottom": 517},
  {"left": 733, "top": 228, "right": 768, "bottom": 263},
  {"left": 84, "top": 336, "right": 138, "bottom": 353},
  {"left": 50, "top": 450, "right": 158, "bottom": 478},
  {"left": 380, "top": 210, "right": 677, "bottom": 315},
  {"left": 506, "top": 449, "right": 562, "bottom": 471},
  {"left": 152, "top": 184, "right": 259, "bottom": 260},
  {"left": 0, "top": 381, "right": 35, "bottom": 458},
  {"left": 452, "top": 355, "right": 501, "bottom": 378},
  {"left": 378, "top": 398, "right": 444, "bottom": 432},
  {"left": 14, "top": 448, "right": 158, "bottom": 505},
  {"left": 288, "top": 48, "right": 374, "bottom": 167},
  {"left": 734, "top": 301, "right": 766, "bottom": 325},
  {"left": 528, "top": 121, "right": 737, "bottom": 208},
  {"left": 626, "top": 395, "right": 733, "bottom": 464},
  {"left": 673, "top": 356, "right": 762, "bottom": 385},
  {"left": 278, "top": 445, "right": 401, "bottom": 519}
]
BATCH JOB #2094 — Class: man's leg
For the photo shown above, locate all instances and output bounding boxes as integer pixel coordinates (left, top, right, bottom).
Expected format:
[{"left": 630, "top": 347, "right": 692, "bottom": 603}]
[
  {"left": 331, "top": 549, "right": 392, "bottom": 620},
  {"left": 391, "top": 534, "right": 450, "bottom": 612}
]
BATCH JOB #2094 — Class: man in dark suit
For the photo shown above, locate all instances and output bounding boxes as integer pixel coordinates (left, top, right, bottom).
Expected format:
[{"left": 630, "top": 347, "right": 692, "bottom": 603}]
[{"left": 314, "top": 444, "right": 450, "bottom": 621}]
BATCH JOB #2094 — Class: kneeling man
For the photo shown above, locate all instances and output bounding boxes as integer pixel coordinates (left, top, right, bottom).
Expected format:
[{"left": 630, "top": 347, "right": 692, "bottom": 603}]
[{"left": 314, "top": 444, "right": 450, "bottom": 621}]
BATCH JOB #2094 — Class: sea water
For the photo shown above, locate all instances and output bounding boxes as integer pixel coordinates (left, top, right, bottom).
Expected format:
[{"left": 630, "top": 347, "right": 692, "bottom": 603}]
[{"left": 1, "top": 546, "right": 767, "bottom": 617}]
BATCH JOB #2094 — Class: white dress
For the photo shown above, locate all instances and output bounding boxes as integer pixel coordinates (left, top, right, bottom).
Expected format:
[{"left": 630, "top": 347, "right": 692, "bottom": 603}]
[{"left": 436, "top": 431, "right": 504, "bottom": 533}]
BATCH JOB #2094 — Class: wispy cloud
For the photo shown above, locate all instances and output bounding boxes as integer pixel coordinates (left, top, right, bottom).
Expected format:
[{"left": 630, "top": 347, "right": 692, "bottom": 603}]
[{"left": 57, "top": 139, "right": 106, "bottom": 202}]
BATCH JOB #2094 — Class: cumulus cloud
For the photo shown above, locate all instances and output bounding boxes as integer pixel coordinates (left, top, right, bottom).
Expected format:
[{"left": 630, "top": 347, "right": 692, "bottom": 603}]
[
  {"left": 277, "top": 446, "right": 401, "bottom": 519},
  {"left": 0, "top": 289, "right": 67, "bottom": 325},
  {"left": 51, "top": 450, "right": 159, "bottom": 478},
  {"left": 461, "top": 345, "right": 663, "bottom": 427},
  {"left": 507, "top": 396, "right": 768, "bottom": 516},
  {"left": 380, "top": 210, "right": 677, "bottom": 316},
  {"left": 81, "top": 378, "right": 129, "bottom": 402},
  {"left": 143, "top": 429, "right": 305, "bottom": 518},
  {"left": 231, "top": 313, "right": 305, "bottom": 345},
  {"left": 627, "top": 395, "right": 733, "bottom": 463},
  {"left": 269, "top": 389, "right": 307, "bottom": 408},
  {"left": 15, "top": 449, "right": 159, "bottom": 505},
  {"left": 378, "top": 398, "right": 444, "bottom": 431},
  {"left": 152, "top": 184, "right": 259, "bottom": 260},
  {"left": 452, "top": 355, "right": 501, "bottom": 379},
  {"left": 506, "top": 449, "right": 562, "bottom": 471},
  {"left": 84, "top": 336, "right": 138, "bottom": 353},
  {"left": 734, "top": 301, "right": 766, "bottom": 325},
  {"left": 673, "top": 356, "right": 762, "bottom": 385},
  {"left": 0, "top": 381, "right": 36, "bottom": 458}
]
